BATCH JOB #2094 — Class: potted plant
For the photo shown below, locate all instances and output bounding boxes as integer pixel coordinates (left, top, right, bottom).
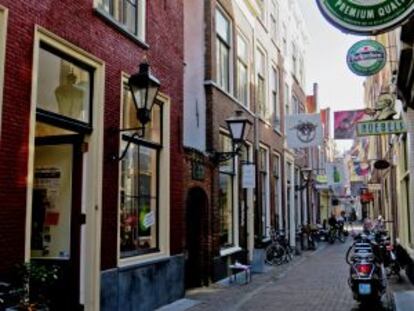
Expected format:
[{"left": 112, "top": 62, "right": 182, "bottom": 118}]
[{"left": 5, "top": 262, "right": 60, "bottom": 311}]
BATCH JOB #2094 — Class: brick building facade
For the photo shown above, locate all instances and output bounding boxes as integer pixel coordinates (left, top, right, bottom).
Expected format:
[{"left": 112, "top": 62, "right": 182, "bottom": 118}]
[{"left": 0, "top": 1, "right": 185, "bottom": 310}]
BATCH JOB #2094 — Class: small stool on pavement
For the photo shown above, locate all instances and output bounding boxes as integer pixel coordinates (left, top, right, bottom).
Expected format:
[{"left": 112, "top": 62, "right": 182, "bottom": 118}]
[{"left": 229, "top": 262, "right": 251, "bottom": 285}]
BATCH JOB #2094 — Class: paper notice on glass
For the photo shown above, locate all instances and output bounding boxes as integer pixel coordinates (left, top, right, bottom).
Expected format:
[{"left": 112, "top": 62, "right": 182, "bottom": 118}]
[
  {"left": 143, "top": 211, "right": 155, "bottom": 229},
  {"left": 242, "top": 164, "right": 256, "bottom": 189},
  {"left": 34, "top": 167, "right": 61, "bottom": 209}
]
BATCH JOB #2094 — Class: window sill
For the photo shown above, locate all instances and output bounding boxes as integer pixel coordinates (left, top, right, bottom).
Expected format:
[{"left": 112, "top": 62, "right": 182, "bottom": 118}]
[
  {"left": 94, "top": 8, "right": 149, "bottom": 50},
  {"left": 220, "top": 246, "right": 242, "bottom": 257},
  {"left": 118, "top": 250, "right": 169, "bottom": 268},
  {"left": 204, "top": 80, "right": 255, "bottom": 118}
]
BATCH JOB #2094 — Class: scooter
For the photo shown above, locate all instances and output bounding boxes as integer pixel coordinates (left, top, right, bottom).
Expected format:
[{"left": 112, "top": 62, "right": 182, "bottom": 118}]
[{"left": 346, "top": 234, "right": 387, "bottom": 306}]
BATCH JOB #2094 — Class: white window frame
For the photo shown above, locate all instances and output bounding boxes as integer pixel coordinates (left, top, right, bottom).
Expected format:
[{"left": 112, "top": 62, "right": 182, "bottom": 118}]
[
  {"left": 215, "top": 6, "right": 233, "bottom": 95},
  {"left": 272, "top": 152, "right": 282, "bottom": 229},
  {"left": 271, "top": 66, "right": 280, "bottom": 131},
  {"left": 236, "top": 32, "right": 249, "bottom": 109},
  {"left": 95, "top": 0, "right": 146, "bottom": 42},
  {"left": 26, "top": 27, "right": 105, "bottom": 310},
  {"left": 118, "top": 75, "right": 171, "bottom": 267},
  {"left": 0, "top": 6, "right": 7, "bottom": 137},
  {"left": 256, "top": 45, "right": 267, "bottom": 119}
]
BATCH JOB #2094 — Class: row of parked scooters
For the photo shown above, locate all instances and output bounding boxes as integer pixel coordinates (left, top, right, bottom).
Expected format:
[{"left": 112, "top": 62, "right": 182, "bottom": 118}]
[{"left": 345, "top": 228, "right": 410, "bottom": 306}]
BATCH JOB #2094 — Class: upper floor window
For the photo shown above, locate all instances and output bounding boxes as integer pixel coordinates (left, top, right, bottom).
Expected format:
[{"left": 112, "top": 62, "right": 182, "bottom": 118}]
[
  {"left": 237, "top": 35, "right": 248, "bottom": 108},
  {"left": 216, "top": 8, "right": 231, "bottom": 93},
  {"left": 271, "top": 68, "right": 280, "bottom": 130},
  {"left": 282, "top": 24, "right": 287, "bottom": 56},
  {"left": 284, "top": 83, "right": 289, "bottom": 116},
  {"left": 270, "top": 14, "right": 277, "bottom": 43},
  {"left": 256, "top": 48, "right": 266, "bottom": 118},
  {"left": 98, "top": 0, "right": 146, "bottom": 40},
  {"left": 292, "top": 43, "right": 298, "bottom": 78}
]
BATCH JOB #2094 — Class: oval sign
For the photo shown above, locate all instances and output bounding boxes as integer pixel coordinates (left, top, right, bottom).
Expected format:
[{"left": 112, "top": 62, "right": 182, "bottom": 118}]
[
  {"left": 347, "top": 40, "right": 387, "bottom": 76},
  {"left": 316, "top": 0, "right": 414, "bottom": 35}
]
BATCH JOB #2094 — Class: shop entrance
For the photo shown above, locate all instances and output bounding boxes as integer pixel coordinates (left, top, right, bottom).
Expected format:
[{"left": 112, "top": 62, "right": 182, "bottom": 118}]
[
  {"left": 185, "top": 187, "right": 209, "bottom": 289},
  {"left": 31, "top": 133, "right": 84, "bottom": 310}
]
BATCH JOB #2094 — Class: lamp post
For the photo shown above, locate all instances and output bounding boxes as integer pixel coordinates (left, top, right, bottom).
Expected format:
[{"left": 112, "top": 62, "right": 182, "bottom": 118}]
[
  {"left": 212, "top": 110, "right": 252, "bottom": 163},
  {"left": 114, "top": 60, "right": 161, "bottom": 161}
]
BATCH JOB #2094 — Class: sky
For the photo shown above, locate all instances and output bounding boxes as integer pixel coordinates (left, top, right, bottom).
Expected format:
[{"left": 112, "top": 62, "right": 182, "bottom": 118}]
[{"left": 297, "top": 0, "right": 366, "bottom": 153}]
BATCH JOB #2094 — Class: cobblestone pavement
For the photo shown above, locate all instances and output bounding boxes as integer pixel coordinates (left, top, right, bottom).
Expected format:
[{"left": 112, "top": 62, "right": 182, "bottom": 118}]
[{"left": 186, "top": 241, "right": 394, "bottom": 311}]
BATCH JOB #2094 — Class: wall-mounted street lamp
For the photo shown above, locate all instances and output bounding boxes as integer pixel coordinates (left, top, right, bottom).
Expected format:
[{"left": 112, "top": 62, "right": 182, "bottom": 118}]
[
  {"left": 113, "top": 61, "right": 160, "bottom": 161},
  {"left": 295, "top": 167, "right": 313, "bottom": 192},
  {"left": 212, "top": 111, "right": 252, "bottom": 163}
]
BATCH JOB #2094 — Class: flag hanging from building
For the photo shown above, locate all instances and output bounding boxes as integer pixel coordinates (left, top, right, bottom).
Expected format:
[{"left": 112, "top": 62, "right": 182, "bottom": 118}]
[
  {"left": 285, "top": 114, "right": 323, "bottom": 148},
  {"left": 326, "top": 162, "right": 347, "bottom": 187},
  {"left": 334, "top": 110, "right": 368, "bottom": 139}
]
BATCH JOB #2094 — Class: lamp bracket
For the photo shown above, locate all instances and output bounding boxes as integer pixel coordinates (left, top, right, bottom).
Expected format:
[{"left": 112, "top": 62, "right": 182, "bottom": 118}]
[
  {"left": 210, "top": 145, "right": 242, "bottom": 164},
  {"left": 112, "top": 127, "right": 146, "bottom": 161}
]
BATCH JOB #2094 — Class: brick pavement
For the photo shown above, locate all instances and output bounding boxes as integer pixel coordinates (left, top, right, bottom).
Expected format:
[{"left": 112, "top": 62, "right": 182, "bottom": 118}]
[{"left": 184, "top": 241, "right": 394, "bottom": 311}]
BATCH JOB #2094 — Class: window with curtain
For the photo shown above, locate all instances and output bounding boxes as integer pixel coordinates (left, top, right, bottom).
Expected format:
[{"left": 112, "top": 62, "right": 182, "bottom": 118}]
[
  {"left": 237, "top": 35, "right": 249, "bottom": 108},
  {"left": 219, "top": 133, "right": 234, "bottom": 248},
  {"left": 119, "top": 83, "right": 162, "bottom": 258},
  {"left": 216, "top": 9, "right": 231, "bottom": 93}
]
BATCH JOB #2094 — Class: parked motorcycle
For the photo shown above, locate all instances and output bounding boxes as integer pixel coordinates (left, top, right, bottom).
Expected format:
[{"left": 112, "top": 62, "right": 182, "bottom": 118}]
[{"left": 346, "top": 233, "right": 387, "bottom": 306}]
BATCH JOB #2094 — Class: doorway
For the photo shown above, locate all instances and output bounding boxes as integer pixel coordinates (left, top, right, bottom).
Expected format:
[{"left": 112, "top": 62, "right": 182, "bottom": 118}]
[
  {"left": 185, "top": 187, "right": 208, "bottom": 289},
  {"left": 30, "top": 135, "right": 84, "bottom": 310}
]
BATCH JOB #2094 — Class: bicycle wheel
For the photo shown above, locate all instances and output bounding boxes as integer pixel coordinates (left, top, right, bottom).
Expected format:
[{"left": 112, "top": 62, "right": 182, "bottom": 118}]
[{"left": 265, "top": 244, "right": 285, "bottom": 265}]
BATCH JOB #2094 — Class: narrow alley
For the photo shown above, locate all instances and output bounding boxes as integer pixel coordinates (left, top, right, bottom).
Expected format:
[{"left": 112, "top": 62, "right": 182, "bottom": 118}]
[{"left": 175, "top": 240, "right": 398, "bottom": 311}]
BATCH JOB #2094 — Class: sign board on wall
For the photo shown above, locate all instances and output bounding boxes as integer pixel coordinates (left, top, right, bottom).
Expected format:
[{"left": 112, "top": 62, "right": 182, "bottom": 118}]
[
  {"left": 242, "top": 164, "right": 256, "bottom": 188},
  {"left": 356, "top": 119, "right": 406, "bottom": 136},
  {"left": 347, "top": 40, "right": 387, "bottom": 76},
  {"left": 316, "top": 0, "right": 414, "bottom": 35}
]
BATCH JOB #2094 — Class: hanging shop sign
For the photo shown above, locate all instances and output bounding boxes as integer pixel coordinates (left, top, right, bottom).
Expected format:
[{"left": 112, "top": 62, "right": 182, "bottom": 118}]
[
  {"left": 334, "top": 110, "right": 367, "bottom": 139},
  {"left": 347, "top": 40, "right": 387, "bottom": 76},
  {"left": 356, "top": 119, "right": 406, "bottom": 136},
  {"left": 242, "top": 164, "right": 256, "bottom": 189},
  {"left": 286, "top": 114, "right": 323, "bottom": 148},
  {"left": 316, "top": 0, "right": 414, "bottom": 35}
]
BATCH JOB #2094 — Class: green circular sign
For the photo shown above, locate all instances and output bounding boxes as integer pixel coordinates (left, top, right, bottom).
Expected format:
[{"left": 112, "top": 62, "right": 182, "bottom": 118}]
[
  {"left": 347, "top": 40, "right": 387, "bottom": 76},
  {"left": 316, "top": 0, "right": 414, "bottom": 35}
]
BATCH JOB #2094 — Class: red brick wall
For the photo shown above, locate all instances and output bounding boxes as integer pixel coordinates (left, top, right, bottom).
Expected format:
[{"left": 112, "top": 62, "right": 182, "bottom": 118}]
[{"left": 0, "top": 0, "right": 184, "bottom": 274}]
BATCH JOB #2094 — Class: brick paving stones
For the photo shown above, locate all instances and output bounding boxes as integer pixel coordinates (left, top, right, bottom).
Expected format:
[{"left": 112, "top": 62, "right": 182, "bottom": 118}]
[{"left": 184, "top": 241, "right": 394, "bottom": 311}]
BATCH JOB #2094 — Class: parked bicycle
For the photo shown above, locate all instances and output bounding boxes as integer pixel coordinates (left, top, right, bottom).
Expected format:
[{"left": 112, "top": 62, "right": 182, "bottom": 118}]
[{"left": 265, "top": 228, "right": 294, "bottom": 265}]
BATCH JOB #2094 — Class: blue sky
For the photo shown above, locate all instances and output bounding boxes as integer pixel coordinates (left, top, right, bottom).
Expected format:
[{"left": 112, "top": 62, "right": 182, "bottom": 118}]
[{"left": 297, "top": 0, "right": 366, "bottom": 153}]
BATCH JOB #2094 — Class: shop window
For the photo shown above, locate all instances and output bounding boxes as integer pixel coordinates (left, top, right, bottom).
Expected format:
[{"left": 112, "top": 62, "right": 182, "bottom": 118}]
[
  {"left": 98, "top": 0, "right": 146, "bottom": 40},
  {"left": 259, "top": 147, "right": 269, "bottom": 237},
  {"left": 272, "top": 154, "right": 281, "bottom": 229},
  {"left": 219, "top": 133, "right": 234, "bottom": 248},
  {"left": 36, "top": 43, "right": 94, "bottom": 132},
  {"left": 0, "top": 7, "right": 7, "bottom": 136},
  {"left": 119, "top": 83, "right": 162, "bottom": 257},
  {"left": 216, "top": 8, "right": 231, "bottom": 93}
]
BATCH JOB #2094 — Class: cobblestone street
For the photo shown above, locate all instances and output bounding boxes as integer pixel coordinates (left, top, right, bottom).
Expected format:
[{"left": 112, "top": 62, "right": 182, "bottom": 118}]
[{"left": 182, "top": 241, "right": 394, "bottom": 311}]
